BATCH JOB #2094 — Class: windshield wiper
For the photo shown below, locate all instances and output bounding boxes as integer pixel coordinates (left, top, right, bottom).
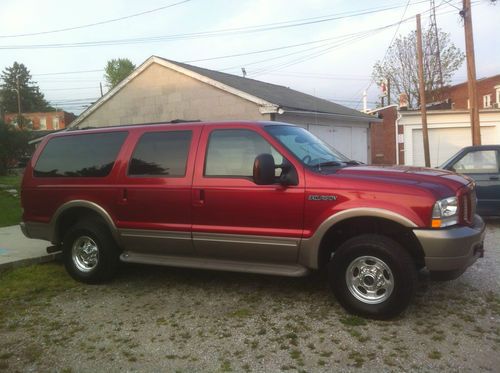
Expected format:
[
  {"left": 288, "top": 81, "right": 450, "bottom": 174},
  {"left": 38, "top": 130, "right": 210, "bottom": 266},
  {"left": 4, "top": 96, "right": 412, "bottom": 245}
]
[
  {"left": 343, "top": 160, "right": 363, "bottom": 165},
  {"left": 312, "top": 161, "right": 342, "bottom": 171}
]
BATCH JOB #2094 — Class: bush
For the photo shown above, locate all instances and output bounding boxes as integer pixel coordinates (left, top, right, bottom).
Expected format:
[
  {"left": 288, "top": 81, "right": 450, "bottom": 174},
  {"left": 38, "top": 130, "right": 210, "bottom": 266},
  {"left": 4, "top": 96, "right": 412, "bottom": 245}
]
[{"left": 0, "top": 119, "right": 30, "bottom": 175}]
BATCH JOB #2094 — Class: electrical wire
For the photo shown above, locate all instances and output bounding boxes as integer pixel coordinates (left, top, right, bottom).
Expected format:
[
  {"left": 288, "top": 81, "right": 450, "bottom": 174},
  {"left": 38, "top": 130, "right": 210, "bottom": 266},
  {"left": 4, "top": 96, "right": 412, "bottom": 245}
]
[
  {"left": 0, "top": 0, "right": 193, "bottom": 38},
  {"left": 0, "top": 0, "right": 431, "bottom": 50}
]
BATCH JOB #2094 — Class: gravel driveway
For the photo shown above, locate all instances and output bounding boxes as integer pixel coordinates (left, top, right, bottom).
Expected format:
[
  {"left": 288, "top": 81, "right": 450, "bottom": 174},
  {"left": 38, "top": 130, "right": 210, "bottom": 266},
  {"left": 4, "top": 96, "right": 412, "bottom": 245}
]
[{"left": 1, "top": 220, "right": 499, "bottom": 372}]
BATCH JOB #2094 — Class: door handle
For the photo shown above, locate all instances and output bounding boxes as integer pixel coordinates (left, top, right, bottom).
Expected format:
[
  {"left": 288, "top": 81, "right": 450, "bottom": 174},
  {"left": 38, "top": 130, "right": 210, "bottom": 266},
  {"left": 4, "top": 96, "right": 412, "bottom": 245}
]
[
  {"left": 192, "top": 189, "right": 205, "bottom": 207},
  {"left": 120, "top": 188, "right": 128, "bottom": 204}
]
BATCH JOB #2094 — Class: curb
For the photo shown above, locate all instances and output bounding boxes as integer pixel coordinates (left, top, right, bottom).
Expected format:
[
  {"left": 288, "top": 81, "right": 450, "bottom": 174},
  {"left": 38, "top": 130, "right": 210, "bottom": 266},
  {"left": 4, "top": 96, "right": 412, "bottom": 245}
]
[{"left": 0, "top": 253, "right": 61, "bottom": 273}]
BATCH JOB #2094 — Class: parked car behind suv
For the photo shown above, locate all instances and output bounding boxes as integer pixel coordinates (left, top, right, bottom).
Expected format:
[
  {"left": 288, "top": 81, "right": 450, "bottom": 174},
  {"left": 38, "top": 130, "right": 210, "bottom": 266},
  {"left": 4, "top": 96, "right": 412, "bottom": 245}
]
[
  {"left": 440, "top": 145, "right": 500, "bottom": 216},
  {"left": 20, "top": 121, "right": 485, "bottom": 318}
]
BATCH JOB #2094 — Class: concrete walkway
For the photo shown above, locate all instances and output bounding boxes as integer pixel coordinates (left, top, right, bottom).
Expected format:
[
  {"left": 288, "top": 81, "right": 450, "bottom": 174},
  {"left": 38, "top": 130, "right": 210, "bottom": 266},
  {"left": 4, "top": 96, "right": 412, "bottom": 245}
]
[{"left": 0, "top": 225, "right": 57, "bottom": 271}]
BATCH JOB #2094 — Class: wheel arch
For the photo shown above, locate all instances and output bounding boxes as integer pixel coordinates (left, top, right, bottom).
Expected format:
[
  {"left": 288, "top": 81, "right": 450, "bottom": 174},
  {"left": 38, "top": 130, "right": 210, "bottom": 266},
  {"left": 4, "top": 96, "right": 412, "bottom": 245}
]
[
  {"left": 50, "top": 200, "right": 120, "bottom": 245},
  {"left": 299, "top": 208, "right": 424, "bottom": 270}
]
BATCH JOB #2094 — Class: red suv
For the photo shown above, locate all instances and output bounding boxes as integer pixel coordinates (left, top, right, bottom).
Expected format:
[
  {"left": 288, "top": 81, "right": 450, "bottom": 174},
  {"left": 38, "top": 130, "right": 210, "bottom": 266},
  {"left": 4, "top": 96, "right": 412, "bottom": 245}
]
[{"left": 20, "top": 121, "right": 485, "bottom": 318}]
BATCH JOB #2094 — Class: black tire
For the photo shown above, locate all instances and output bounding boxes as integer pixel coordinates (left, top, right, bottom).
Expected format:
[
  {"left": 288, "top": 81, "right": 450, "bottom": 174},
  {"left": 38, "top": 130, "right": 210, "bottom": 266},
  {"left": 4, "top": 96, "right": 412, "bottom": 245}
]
[
  {"left": 62, "top": 218, "right": 120, "bottom": 284},
  {"left": 328, "top": 234, "right": 417, "bottom": 319}
]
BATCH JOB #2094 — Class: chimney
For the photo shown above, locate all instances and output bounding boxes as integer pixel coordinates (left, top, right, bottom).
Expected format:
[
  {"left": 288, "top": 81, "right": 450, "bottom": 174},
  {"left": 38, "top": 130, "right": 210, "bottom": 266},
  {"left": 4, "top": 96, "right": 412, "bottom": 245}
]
[{"left": 399, "top": 93, "right": 409, "bottom": 110}]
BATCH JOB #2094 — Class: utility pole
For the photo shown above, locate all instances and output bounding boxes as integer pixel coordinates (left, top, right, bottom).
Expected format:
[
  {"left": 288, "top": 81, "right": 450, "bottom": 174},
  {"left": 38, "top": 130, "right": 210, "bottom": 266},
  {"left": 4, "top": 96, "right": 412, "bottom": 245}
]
[
  {"left": 416, "top": 14, "right": 431, "bottom": 167},
  {"left": 16, "top": 75, "right": 21, "bottom": 118},
  {"left": 430, "top": 0, "right": 444, "bottom": 89},
  {"left": 99, "top": 82, "right": 104, "bottom": 97},
  {"left": 462, "top": 0, "right": 481, "bottom": 145}
]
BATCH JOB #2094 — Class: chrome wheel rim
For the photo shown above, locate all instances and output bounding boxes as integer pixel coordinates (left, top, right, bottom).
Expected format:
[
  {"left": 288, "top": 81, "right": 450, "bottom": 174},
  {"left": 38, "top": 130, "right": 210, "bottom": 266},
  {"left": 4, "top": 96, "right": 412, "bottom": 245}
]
[
  {"left": 72, "top": 236, "right": 99, "bottom": 272},
  {"left": 346, "top": 256, "right": 394, "bottom": 304}
]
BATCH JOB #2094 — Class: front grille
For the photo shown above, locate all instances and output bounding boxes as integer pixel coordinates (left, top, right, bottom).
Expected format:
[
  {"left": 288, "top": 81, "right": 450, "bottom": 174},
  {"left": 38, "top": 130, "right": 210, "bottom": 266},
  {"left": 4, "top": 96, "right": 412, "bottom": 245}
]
[{"left": 460, "top": 185, "right": 476, "bottom": 225}]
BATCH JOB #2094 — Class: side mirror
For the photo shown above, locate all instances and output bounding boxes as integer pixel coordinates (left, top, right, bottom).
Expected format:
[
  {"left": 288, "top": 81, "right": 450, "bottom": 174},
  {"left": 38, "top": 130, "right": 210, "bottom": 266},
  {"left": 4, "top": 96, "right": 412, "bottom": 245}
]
[
  {"left": 253, "top": 153, "right": 276, "bottom": 185},
  {"left": 279, "top": 159, "right": 299, "bottom": 186}
]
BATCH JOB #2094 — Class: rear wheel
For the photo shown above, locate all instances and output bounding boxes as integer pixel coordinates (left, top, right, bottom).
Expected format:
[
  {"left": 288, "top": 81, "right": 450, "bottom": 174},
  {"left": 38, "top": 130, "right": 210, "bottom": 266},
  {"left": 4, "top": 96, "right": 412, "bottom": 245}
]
[
  {"left": 328, "top": 234, "right": 417, "bottom": 319},
  {"left": 62, "top": 218, "right": 120, "bottom": 283}
]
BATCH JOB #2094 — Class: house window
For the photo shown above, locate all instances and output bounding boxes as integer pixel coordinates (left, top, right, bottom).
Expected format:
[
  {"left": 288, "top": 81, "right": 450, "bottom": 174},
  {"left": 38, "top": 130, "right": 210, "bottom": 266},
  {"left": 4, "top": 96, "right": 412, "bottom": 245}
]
[
  {"left": 39, "top": 117, "right": 47, "bottom": 130},
  {"left": 483, "top": 94, "right": 492, "bottom": 108},
  {"left": 496, "top": 86, "right": 500, "bottom": 106},
  {"left": 52, "top": 117, "right": 60, "bottom": 130}
]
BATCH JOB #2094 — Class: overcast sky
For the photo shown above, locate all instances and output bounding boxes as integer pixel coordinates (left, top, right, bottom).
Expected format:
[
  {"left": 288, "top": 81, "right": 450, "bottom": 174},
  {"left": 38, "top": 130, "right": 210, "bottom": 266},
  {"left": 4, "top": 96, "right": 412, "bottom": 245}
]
[{"left": 1, "top": 0, "right": 498, "bottom": 114}]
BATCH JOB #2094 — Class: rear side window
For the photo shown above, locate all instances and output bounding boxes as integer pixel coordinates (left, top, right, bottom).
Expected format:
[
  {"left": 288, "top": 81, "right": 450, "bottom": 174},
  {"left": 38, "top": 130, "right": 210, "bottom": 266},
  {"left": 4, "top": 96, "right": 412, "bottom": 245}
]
[
  {"left": 34, "top": 132, "right": 127, "bottom": 177},
  {"left": 128, "top": 131, "right": 192, "bottom": 177}
]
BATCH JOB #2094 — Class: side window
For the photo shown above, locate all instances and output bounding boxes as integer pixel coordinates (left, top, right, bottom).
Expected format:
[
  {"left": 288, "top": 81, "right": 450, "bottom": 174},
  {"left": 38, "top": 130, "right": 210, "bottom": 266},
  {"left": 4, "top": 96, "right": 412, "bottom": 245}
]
[
  {"left": 128, "top": 131, "right": 192, "bottom": 177},
  {"left": 34, "top": 132, "right": 127, "bottom": 177},
  {"left": 204, "top": 129, "right": 283, "bottom": 177},
  {"left": 453, "top": 150, "right": 499, "bottom": 174}
]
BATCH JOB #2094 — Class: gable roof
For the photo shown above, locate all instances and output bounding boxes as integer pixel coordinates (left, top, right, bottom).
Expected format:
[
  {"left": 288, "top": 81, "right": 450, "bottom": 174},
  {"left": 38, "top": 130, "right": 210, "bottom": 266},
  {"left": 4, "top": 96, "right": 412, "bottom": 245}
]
[
  {"left": 157, "top": 57, "right": 375, "bottom": 120},
  {"left": 69, "top": 56, "right": 376, "bottom": 128}
]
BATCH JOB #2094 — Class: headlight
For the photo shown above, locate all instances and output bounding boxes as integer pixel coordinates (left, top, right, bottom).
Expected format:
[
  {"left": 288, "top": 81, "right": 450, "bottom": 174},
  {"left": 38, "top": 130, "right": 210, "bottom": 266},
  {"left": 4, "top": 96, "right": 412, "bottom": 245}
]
[{"left": 431, "top": 196, "right": 458, "bottom": 228}]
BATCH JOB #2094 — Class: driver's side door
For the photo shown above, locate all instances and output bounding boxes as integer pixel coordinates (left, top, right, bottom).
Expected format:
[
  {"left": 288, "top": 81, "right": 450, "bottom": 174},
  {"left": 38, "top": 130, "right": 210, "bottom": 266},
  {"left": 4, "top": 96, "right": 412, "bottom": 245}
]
[
  {"left": 191, "top": 125, "right": 305, "bottom": 263},
  {"left": 451, "top": 149, "right": 500, "bottom": 216}
]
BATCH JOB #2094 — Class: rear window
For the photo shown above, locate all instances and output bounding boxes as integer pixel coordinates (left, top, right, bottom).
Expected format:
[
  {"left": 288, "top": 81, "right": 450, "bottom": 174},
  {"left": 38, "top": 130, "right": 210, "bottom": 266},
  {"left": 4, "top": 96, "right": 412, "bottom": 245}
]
[
  {"left": 34, "top": 132, "right": 127, "bottom": 177},
  {"left": 128, "top": 130, "right": 192, "bottom": 177}
]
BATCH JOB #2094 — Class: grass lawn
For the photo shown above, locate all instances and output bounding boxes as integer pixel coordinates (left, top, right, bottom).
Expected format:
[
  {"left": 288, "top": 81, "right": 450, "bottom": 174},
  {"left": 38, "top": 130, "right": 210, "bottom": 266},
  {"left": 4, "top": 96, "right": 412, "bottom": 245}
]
[{"left": 0, "top": 174, "right": 23, "bottom": 228}]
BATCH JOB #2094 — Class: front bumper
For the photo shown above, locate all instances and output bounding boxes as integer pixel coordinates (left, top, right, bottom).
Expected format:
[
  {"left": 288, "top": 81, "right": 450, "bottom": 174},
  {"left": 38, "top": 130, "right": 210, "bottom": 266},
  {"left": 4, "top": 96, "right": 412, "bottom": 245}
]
[{"left": 413, "top": 214, "right": 485, "bottom": 276}]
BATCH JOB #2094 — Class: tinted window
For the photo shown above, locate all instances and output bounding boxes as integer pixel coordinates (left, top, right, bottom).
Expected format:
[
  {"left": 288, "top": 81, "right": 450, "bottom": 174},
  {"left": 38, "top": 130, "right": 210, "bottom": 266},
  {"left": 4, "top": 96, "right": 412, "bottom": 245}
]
[
  {"left": 205, "top": 129, "right": 282, "bottom": 177},
  {"left": 128, "top": 131, "right": 192, "bottom": 177},
  {"left": 34, "top": 132, "right": 127, "bottom": 177},
  {"left": 453, "top": 150, "right": 499, "bottom": 174}
]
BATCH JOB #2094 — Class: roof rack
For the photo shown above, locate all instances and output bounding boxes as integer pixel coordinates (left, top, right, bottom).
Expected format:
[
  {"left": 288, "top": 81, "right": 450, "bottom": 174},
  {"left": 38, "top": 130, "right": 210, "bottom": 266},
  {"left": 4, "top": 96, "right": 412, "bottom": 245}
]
[{"left": 67, "top": 119, "right": 201, "bottom": 131}]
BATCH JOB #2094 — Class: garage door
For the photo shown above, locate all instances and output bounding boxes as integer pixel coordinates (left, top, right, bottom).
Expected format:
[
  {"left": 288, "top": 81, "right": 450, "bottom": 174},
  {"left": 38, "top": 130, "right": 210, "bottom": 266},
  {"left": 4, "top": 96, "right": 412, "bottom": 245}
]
[
  {"left": 412, "top": 127, "right": 496, "bottom": 167},
  {"left": 308, "top": 124, "right": 368, "bottom": 163}
]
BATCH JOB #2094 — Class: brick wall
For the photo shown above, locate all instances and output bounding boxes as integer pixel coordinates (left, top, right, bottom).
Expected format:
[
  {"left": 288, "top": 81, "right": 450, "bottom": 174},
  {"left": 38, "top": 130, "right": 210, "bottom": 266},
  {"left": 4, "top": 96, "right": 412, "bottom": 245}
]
[
  {"left": 369, "top": 106, "right": 398, "bottom": 165},
  {"left": 3, "top": 111, "right": 76, "bottom": 130},
  {"left": 445, "top": 74, "right": 500, "bottom": 109}
]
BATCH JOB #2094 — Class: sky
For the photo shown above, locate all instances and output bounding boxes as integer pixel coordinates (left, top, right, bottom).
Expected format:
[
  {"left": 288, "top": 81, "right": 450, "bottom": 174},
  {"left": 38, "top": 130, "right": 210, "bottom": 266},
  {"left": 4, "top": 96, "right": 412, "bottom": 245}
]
[{"left": 0, "top": 0, "right": 498, "bottom": 115}]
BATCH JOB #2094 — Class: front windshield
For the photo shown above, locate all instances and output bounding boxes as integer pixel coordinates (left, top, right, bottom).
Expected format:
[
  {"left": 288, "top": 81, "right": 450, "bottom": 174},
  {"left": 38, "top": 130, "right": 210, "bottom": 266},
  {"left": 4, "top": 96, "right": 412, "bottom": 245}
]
[{"left": 265, "top": 125, "right": 351, "bottom": 167}]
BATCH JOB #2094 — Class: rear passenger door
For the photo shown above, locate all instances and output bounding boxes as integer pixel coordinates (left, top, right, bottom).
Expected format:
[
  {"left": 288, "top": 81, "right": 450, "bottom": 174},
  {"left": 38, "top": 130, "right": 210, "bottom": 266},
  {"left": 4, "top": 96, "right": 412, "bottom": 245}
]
[
  {"left": 191, "top": 125, "right": 304, "bottom": 263},
  {"left": 114, "top": 127, "right": 201, "bottom": 256}
]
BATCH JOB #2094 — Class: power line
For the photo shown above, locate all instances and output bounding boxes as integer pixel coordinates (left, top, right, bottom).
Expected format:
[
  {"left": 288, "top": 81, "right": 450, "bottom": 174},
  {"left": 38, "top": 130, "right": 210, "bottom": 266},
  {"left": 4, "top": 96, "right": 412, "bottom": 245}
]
[
  {"left": 354, "top": 0, "right": 413, "bottom": 109},
  {"left": 0, "top": 1, "right": 431, "bottom": 50},
  {"left": 33, "top": 69, "right": 103, "bottom": 76},
  {"left": 43, "top": 87, "right": 100, "bottom": 91},
  {"left": 0, "top": 0, "right": 193, "bottom": 38}
]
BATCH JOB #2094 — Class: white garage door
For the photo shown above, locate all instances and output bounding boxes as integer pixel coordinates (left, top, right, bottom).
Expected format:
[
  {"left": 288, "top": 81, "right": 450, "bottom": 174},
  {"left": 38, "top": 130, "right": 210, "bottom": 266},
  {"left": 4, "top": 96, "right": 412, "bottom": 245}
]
[
  {"left": 412, "top": 127, "right": 496, "bottom": 167},
  {"left": 308, "top": 124, "right": 368, "bottom": 163}
]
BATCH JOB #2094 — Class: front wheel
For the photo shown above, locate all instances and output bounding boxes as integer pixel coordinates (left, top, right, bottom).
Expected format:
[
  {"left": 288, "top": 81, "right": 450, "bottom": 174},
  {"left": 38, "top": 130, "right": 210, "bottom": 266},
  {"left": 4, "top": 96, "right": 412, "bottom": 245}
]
[
  {"left": 62, "top": 218, "right": 120, "bottom": 284},
  {"left": 328, "top": 234, "right": 417, "bottom": 319}
]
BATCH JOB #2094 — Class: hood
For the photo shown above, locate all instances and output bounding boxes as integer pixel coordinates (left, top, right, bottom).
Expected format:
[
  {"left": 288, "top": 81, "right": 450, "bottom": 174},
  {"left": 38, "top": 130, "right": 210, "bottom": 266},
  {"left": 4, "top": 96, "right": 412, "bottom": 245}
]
[{"left": 334, "top": 165, "right": 472, "bottom": 196}]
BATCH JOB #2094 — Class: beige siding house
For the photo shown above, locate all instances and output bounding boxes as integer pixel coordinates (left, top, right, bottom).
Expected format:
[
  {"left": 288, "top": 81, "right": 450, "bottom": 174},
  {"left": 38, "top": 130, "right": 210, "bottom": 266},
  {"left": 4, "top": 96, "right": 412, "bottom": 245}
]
[{"left": 69, "top": 56, "right": 379, "bottom": 162}]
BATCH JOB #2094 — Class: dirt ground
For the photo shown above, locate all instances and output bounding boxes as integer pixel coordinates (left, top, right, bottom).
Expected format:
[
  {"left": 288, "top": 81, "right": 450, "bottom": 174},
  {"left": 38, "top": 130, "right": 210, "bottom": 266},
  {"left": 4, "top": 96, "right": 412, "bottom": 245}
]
[{"left": 1, "top": 220, "right": 499, "bottom": 372}]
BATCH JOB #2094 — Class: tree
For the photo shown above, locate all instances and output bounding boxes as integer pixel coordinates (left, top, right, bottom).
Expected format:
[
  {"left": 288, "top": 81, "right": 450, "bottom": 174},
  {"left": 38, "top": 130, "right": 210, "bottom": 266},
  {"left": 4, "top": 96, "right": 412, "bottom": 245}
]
[
  {"left": 0, "top": 62, "right": 53, "bottom": 116},
  {"left": 104, "top": 58, "right": 136, "bottom": 88},
  {"left": 0, "top": 119, "right": 30, "bottom": 175},
  {"left": 372, "top": 28, "right": 465, "bottom": 109}
]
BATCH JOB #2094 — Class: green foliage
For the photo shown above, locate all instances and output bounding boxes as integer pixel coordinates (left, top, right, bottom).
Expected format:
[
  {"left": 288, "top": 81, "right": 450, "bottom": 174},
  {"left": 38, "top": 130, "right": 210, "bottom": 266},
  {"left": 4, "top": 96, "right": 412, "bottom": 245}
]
[
  {"left": 0, "top": 119, "right": 30, "bottom": 175},
  {"left": 0, "top": 62, "right": 53, "bottom": 114},
  {"left": 372, "top": 28, "right": 465, "bottom": 108},
  {"left": 0, "top": 174, "right": 22, "bottom": 227},
  {"left": 0, "top": 263, "right": 76, "bottom": 301},
  {"left": 104, "top": 58, "right": 136, "bottom": 88}
]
